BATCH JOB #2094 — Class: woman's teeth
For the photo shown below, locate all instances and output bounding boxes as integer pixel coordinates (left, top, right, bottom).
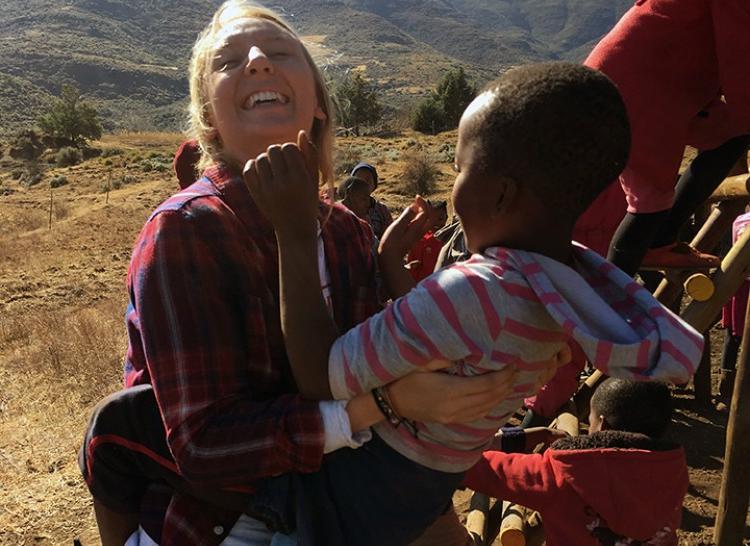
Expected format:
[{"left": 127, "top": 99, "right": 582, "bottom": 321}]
[{"left": 245, "top": 91, "right": 289, "bottom": 109}]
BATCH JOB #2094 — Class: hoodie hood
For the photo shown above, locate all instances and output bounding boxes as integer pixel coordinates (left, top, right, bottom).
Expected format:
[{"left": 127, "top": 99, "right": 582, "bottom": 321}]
[
  {"left": 486, "top": 243, "right": 703, "bottom": 384},
  {"left": 548, "top": 431, "right": 688, "bottom": 541}
]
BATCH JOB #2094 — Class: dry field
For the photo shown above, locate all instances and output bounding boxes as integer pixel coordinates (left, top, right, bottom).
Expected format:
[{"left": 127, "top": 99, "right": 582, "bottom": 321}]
[{"left": 0, "top": 132, "right": 743, "bottom": 545}]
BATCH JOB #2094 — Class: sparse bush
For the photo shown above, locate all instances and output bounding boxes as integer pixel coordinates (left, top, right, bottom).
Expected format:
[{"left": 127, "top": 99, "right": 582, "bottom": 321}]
[
  {"left": 437, "top": 142, "right": 455, "bottom": 163},
  {"left": 20, "top": 161, "right": 44, "bottom": 187},
  {"left": 101, "top": 148, "right": 123, "bottom": 158},
  {"left": 111, "top": 179, "right": 123, "bottom": 190},
  {"left": 50, "top": 175, "right": 68, "bottom": 188},
  {"left": 141, "top": 161, "right": 153, "bottom": 172},
  {"left": 55, "top": 147, "right": 82, "bottom": 167},
  {"left": 335, "top": 145, "right": 362, "bottom": 175},
  {"left": 11, "top": 168, "right": 23, "bottom": 180},
  {"left": 400, "top": 150, "right": 439, "bottom": 196},
  {"left": 103, "top": 158, "right": 113, "bottom": 166},
  {"left": 9, "top": 130, "right": 44, "bottom": 160},
  {"left": 122, "top": 174, "right": 137, "bottom": 185},
  {"left": 53, "top": 199, "right": 70, "bottom": 219}
]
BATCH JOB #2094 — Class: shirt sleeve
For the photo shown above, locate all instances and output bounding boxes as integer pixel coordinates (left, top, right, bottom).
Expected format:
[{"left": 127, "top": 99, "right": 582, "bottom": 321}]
[
  {"left": 328, "top": 264, "right": 500, "bottom": 399},
  {"left": 131, "top": 207, "right": 325, "bottom": 489},
  {"left": 462, "top": 451, "right": 559, "bottom": 511}
]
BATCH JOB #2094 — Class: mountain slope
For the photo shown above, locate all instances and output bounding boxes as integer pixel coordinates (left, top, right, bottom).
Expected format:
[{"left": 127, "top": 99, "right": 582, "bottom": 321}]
[{"left": 0, "top": 0, "right": 629, "bottom": 134}]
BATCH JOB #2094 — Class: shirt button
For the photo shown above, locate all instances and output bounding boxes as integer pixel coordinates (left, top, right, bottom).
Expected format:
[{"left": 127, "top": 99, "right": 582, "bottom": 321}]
[{"left": 213, "top": 525, "right": 224, "bottom": 535}]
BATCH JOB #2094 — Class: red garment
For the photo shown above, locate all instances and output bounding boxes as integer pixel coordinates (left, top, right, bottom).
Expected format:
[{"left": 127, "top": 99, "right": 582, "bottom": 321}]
[
  {"left": 173, "top": 140, "right": 201, "bottom": 189},
  {"left": 464, "top": 434, "right": 688, "bottom": 546},
  {"left": 407, "top": 232, "right": 444, "bottom": 281},
  {"left": 585, "top": 0, "right": 750, "bottom": 214},
  {"left": 123, "top": 164, "right": 379, "bottom": 544}
]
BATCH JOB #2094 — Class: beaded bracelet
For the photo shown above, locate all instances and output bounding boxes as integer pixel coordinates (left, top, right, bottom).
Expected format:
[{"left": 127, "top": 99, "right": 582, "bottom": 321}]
[{"left": 372, "top": 386, "right": 419, "bottom": 438}]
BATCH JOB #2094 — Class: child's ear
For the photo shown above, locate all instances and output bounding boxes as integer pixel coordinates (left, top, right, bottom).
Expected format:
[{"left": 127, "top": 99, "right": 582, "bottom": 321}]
[
  {"left": 495, "top": 177, "right": 518, "bottom": 214},
  {"left": 599, "top": 416, "right": 609, "bottom": 431}
]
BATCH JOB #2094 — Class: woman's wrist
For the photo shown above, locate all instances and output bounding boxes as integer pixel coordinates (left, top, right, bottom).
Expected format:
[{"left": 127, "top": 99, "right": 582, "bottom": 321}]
[{"left": 345, "top": 393, "right": 384, "bottom": 432}]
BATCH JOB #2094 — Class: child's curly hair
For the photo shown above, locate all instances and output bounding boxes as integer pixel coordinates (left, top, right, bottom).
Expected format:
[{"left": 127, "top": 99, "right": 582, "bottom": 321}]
[{"left": 466, "top": 62, "right": 630, "bottom": 218}]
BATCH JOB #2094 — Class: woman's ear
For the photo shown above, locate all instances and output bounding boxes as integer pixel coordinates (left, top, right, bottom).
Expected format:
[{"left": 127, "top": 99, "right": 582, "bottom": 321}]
[{"left": 314, "top": 105, "right": 327, "bottom": 121}]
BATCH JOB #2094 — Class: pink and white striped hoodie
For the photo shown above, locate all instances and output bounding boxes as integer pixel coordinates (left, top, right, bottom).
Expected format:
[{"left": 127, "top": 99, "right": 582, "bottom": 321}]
[{"left": 328, "top": 243, "right": 703, "bottom": 472}]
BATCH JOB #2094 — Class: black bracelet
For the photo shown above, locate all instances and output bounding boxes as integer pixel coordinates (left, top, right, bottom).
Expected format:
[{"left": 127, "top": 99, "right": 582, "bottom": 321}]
[{"left": 372, "top": 387, "right": 419, "bottom": 438}]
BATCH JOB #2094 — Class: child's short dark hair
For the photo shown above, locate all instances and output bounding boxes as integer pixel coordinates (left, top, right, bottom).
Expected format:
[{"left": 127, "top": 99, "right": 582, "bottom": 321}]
[
  {"left": 590, "top": 378, "right": 673, "bottom": 438},
  {"left": 466, "top": 62, "right": 630, "bottom": 218},
  {"left": 339, "top": 176, "right": 370, "bottom": 199}
]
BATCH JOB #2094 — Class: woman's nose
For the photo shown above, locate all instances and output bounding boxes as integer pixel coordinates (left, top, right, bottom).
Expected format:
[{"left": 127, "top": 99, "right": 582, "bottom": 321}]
[{"left": 245, "top": 46, "right": 274, "bottom": 75}]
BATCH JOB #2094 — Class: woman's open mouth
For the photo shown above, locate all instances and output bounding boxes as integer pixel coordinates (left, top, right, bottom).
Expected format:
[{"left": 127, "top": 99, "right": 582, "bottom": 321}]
[{"left": 243, "top": 90, "right": 290, "bottom": 110}]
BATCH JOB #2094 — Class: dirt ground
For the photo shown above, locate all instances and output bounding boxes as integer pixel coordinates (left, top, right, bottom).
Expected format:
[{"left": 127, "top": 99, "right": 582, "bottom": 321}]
[{"left": 0, "top": 132, "right": 746, "bottom": 545}]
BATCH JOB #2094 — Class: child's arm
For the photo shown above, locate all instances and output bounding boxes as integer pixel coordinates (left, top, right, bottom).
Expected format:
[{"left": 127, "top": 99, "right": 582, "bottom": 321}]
[
  {"left": 462, "top": 451, "right": 559, "bottom": 512},
  {"left": 378, "top": 197, "right": 436, "bottom": 299}
]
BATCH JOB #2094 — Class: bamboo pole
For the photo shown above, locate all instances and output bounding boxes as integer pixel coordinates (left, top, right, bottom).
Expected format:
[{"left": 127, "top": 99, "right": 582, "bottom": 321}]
[
  {"left": 466, "top": 492, "right": 490, "bottom": 546},
  {"left": 498, "top": 502, "right": 527, "bottom": 546},
  {"left": 714, "top": 295, "right": 750, "bottom": 544},
  {"left": 682, "top": 227, "right": 750, "bottom": 333},
  {"left": 653, "top": 200, "right": 746, "bottom": 309}
]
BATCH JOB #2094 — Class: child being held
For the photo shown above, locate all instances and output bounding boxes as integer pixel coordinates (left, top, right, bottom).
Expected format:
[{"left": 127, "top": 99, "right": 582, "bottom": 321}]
[
  {"left": 243, "top": 62, "right": 702, "bottom": 545},
  {"left": 464, "top": 379, "right": 688, "bottom": 546}
]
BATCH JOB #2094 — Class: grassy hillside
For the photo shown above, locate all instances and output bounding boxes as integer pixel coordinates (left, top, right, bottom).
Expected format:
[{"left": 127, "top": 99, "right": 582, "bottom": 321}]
[{"left": 1, "top": 0, "right": 629, "bottom": 135}]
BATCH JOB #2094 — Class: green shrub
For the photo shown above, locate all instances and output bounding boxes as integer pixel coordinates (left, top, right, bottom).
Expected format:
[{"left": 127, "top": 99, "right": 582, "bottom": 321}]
[
  {"left": 103, "top": 158, "right": 113, "bottom": 166},
  {"left": 111, "top": 179, "right": 123, "bottom": 190},
  {"left": 50, "top": 175, "right": 68, "bottom": 188},
  {"left": 38, "top": 84, "right": 102, "bottom": 146},
  {"left": 56, "top": 147, "right": 82, "bottom": 167},
  {"left": 411, "top": 98, "right": 445, "bottom": 135}
]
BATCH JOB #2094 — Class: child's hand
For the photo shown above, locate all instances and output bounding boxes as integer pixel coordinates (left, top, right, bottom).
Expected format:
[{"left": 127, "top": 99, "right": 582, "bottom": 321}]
[
  {"left": 244, "top": 131, "right": 320, "bottom": 241},
  {"left": 379, "top": 196, "right": 437, "bottom": 261},
  {"left": 523, "top": 427, "right": 569, "bottom": 452}
]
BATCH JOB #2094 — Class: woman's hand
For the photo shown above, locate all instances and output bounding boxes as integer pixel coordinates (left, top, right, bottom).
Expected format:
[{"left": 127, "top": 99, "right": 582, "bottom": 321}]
[
  {"left": 386, "top": 344, "right": 572, "bottom": 425},
  {"left": 386, "top": 367, "right": 517, "bottom": 424},
  {"left": 244, "top": 131, "right": 320, "bottom": 242}
]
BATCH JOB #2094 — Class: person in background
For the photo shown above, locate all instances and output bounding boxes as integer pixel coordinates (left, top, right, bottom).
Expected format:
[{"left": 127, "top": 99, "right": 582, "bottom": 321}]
[
  {"left": 465, "top": 379, "right": 688, "bottom": 546},
  {"left": 406, "top": 200, "right": 449, "bottom": 281},
  {"left": 351, "top": 162, "right": 393, "bottom": 238},
  {"left": 338, "top": 176, "right": 372, "bottom": 221}
]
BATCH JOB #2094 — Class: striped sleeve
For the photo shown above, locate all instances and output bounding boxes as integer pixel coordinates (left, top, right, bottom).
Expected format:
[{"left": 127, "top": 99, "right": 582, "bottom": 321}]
[{"left": 328, "top": 264, "right": 502, "bottom": 399}]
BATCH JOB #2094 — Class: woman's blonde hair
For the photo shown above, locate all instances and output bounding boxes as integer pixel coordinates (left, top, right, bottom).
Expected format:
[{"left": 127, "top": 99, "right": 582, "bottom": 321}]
[{"left": 187, "top": 0, "right": 335, "bottom": 187}]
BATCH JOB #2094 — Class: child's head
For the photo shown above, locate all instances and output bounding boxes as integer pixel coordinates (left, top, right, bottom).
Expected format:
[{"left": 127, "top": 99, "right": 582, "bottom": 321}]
[
  {"left": 188, "top": 0, "right": 334, "bottom": 184},
  {"left": 351, "top": 162, "right": 379, "bottom": 193},
  {"left": 452, "top": 62, "right": 630, "bottom": 253},
  {"left": 429, "top": 200, "right": 449, "bottom": 231},
  {"left": 340, "top": 176, "right": 372, "bottom": 218},
  {"left": 589, "top": 378, "right": 673, "bottom": 439}
]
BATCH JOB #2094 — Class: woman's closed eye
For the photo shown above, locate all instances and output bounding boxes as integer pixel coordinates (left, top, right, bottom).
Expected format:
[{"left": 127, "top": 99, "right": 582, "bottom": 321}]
[{"left": 214, "top": 57, "right": 241, "bottom": 71}]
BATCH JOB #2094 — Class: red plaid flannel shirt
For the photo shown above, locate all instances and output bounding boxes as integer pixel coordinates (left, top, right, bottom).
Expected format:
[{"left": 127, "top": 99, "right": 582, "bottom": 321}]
[{"left": 122, "top": 164, "right": 379, "bottom": 544}]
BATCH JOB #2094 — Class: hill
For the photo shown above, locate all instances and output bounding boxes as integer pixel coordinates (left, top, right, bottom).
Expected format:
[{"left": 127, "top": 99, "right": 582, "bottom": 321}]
[{"left": 0, "top": 0, "right": 630, "bottom": 134}]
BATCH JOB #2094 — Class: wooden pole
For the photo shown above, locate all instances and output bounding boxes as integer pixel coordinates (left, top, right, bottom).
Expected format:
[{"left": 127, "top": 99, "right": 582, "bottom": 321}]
[
  {"left": 48, "top": 188, "right": 53, "bottom": 230},
  {"left": 682, "top": 227, "right": 750, "bottom": 333},
  {"left": 653, "top": 199, "right": 747, "bottom": 309},
  {"left": 466, "top": 492, "right": 490, "bottom": 546},
  {"left": 693, "top": 333, "right": 712, "bottom": 404},
  {"left": 714, "top": 295, "right": 750, "bottom": 544}
]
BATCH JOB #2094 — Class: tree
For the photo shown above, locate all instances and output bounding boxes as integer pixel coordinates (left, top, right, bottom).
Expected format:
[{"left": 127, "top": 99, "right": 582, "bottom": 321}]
[
  {"left": 334, "top": 73, "right": 382, "bottom": 136},
  {"left": 411, "top": 67, "right": 477, "bottom": 134},
  {"left": 433, "top": 67, "right": 476, "bottom": 130},
  {"left": 38, "top": 84, "right": 102, "bottom": 147}
]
